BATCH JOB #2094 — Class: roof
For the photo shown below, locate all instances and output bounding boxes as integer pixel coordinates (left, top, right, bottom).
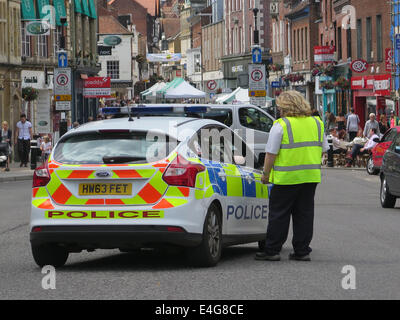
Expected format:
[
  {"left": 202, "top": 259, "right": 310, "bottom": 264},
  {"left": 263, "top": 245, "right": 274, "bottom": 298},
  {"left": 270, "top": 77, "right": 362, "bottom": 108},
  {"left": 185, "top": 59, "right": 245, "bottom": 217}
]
[
  {"left": 161, "top": 17, "right": 181, "bottom": 39},
  {"left": 98, "top": 15, "right": 132, "bottom": 34},
  {"left": 63, "top": 116, "right": 225, "bottom": 141},
  {"left": 134, "top": 0, "right": 158, "bottom": 16}
]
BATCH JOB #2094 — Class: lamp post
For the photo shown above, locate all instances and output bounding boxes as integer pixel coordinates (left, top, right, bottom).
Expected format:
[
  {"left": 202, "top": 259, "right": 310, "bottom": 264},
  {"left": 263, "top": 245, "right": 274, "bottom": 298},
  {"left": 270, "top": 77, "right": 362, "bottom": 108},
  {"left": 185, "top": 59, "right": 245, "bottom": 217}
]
[{"left": 253, "top": 8, "right": 259, "bottom": 45}]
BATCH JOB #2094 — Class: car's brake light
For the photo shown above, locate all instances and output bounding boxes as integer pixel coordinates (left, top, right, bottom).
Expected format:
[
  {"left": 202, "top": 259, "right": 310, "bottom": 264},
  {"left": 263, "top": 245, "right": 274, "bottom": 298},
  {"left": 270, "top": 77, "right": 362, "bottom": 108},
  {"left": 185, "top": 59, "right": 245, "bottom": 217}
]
[
  {"left": 162, "top": 154, "right": 205, "bottom": 188},
  {"left": 33, "top": 164, "right": 50, "bottom": 188}
]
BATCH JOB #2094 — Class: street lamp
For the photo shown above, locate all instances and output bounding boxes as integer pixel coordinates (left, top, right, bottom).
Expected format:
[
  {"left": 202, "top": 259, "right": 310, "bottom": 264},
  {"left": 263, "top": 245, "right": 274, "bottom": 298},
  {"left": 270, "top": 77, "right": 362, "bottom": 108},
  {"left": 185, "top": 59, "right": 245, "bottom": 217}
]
[{"left": 253, "top": 8, "right": 259, "bottom": 45}]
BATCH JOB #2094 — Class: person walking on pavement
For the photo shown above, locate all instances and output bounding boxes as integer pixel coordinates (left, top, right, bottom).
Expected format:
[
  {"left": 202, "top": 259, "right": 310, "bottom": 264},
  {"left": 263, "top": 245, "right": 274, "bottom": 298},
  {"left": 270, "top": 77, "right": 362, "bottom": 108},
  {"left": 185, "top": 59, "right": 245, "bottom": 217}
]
[
  {"left": 363, "top": 113, "right": 380, "bottom": 138},
  {"left": 14, "top": 114, "right": 32, "bottom": 167},
  {"left": 256, "top": 91, "right": 329, "bottom": 262},
  {"left": 389, "top": 110, "right": 399, "bottom": 128},
  {"left": 346, "top": 109, "right": 360, "bottom": 142},
  {"left": 1, "top": 121, "right": 12, "bottom": 171}
]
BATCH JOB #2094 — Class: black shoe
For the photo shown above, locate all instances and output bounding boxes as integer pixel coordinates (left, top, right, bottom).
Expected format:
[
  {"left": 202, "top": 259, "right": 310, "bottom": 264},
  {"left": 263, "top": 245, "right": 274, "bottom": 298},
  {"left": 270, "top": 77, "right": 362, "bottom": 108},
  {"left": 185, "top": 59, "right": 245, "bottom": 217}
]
[
  {"left": 255, "top": 252, "right": 281, "bottom": 261},
  {"left": 289, "top": 253, "right": 311, "bottom": 261},
  {"left": 20, "top": 162, "right": 23, "bottom": 167}
]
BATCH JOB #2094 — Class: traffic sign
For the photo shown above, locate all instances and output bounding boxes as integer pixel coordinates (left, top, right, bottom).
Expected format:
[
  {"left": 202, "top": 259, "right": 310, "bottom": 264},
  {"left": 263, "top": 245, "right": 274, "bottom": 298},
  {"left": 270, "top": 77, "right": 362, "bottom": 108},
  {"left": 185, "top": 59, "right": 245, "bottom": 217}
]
[
  {"left": 56, "top": 101, "right": 71, "bottom": 111},
  {"left": 54, "top": 68, "right": 72, "bottom": 97},
  {"left": 57, "top": 51, "right": 68, "bottom": 68},
  {"left": 54, "top": 94, "right": 72, "bottom": 101},
  {"left": 249, "top": 64, "right": 266, "bottom": 107},
  {"left": 249, "top": 90, "right": 266, "bottom": 97},
  {"left": 207, "top": 80, "right": 217, "bottom": 91},
  {"left": 252, "top": 46, "right": 262, "bottom": 64}
]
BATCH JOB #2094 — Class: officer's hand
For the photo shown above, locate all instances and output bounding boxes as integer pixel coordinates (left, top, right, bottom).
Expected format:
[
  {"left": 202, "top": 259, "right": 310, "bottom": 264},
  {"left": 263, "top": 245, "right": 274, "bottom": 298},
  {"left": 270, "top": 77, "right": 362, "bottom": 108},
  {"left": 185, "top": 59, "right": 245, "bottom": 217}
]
[{"left": 261, "top": 173, "right": 269, "bottom": 184}]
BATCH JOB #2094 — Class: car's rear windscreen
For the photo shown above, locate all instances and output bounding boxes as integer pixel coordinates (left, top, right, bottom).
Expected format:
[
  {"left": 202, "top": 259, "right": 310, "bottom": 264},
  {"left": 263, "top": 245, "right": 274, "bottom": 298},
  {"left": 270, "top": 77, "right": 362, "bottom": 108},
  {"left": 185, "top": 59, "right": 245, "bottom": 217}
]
[{"left": 53, "top": 131, "right": 178, "bottom": 164}]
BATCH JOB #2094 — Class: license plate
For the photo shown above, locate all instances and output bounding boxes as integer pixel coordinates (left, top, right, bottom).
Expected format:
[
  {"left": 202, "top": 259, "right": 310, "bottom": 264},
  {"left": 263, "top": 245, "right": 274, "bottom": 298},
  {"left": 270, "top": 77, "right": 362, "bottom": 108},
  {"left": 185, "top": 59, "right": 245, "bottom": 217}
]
[{"left": 79, "top": 183, "right": 132, "bottom": 195}]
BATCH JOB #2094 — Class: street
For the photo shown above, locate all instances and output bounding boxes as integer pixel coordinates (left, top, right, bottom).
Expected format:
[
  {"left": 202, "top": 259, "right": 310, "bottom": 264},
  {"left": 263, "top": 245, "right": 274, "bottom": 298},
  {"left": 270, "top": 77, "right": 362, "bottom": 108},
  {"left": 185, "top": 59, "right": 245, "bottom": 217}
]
[{"left": 0, "top": 169, "right": 399, "bottom": 300}]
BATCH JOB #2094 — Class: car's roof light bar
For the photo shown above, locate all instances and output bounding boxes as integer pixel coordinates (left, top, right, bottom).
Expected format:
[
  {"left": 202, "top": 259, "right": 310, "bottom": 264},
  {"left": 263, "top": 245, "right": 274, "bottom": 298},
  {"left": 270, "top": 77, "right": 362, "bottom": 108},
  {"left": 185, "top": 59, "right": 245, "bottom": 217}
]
[{"left": 99, "top": 105, "right": 210, "bottom": 116}]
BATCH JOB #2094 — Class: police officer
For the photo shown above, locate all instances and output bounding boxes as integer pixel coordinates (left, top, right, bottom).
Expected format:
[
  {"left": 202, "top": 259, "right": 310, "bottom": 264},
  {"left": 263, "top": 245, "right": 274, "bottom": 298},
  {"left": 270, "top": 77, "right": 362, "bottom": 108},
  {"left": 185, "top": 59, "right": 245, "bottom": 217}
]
[{"left": 256, "top": 91, "right": 329, "bottom": 262}]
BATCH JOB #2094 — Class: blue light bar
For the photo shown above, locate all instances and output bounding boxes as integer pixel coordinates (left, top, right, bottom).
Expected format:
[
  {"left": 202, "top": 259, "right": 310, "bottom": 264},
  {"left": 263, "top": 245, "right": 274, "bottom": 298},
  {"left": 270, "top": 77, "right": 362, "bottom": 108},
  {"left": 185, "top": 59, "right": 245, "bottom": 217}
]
[
  {"left": 130, "top": 107, "right": 174, "bottom": 113},
  {"left": 99, "top": 105, "right": 210, "bottom": 116}
]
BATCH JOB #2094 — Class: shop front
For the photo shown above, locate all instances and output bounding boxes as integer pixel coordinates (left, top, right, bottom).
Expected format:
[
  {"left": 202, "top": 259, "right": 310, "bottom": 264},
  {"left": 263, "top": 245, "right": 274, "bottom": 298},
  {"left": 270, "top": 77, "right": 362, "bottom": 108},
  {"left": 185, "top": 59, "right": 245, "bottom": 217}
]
[{"left": 351, "top": 74, "right": 392, "bottom": 128}]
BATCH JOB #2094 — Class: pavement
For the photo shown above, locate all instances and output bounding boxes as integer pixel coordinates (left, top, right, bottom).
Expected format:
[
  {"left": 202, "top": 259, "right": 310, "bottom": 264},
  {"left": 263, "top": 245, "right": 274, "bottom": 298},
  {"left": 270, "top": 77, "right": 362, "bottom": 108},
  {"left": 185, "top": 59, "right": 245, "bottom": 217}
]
[{"left": 0, "top": 161, "right": 35, "bottom": 183}]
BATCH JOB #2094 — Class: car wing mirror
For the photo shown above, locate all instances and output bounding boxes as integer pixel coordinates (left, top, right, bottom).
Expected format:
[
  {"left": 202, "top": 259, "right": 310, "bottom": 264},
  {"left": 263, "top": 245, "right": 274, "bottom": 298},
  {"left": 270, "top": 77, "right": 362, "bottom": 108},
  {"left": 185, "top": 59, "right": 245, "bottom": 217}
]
[{"left": 395, "top": 146, "right": 400, "bottom": 154}]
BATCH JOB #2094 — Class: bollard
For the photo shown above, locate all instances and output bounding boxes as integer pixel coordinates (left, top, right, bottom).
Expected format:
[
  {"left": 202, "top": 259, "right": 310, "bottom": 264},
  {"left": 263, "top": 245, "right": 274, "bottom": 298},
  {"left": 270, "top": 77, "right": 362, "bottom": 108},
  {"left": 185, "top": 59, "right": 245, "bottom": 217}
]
[
  {"left": 30, "top": 140, "right": 39, "bottom": 170},
  {"left": 327, "top": 135, "right": 334, "bottom": 167}
]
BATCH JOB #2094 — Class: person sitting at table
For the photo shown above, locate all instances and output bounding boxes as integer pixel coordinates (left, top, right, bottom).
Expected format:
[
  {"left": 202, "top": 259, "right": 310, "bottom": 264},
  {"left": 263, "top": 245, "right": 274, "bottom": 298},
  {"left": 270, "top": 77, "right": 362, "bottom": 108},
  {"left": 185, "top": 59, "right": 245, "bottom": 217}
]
[
  {"left": 346, "top": 128, "right": 379, "bottom": 167},
  {"left": 330, "top": 128, "right": 347, "bottom": 155}
]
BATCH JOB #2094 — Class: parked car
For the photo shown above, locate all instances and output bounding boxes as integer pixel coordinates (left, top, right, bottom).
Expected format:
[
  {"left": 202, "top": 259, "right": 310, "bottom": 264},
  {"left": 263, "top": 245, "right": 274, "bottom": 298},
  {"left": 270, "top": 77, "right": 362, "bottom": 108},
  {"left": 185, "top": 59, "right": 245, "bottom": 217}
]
[
  {"left": 380, "top": 129, "right": 400, "bottom": 208},
  {"left": 367, "top": 127, "right": 400, "bottom": 175}
]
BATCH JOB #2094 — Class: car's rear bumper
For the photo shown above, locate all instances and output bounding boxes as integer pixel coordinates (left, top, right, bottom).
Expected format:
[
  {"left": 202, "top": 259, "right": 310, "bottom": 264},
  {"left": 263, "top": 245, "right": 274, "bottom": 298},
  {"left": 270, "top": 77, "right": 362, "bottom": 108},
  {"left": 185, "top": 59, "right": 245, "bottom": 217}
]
[{"left": 30, "top": 225, "right": 203, "bottom": 249}]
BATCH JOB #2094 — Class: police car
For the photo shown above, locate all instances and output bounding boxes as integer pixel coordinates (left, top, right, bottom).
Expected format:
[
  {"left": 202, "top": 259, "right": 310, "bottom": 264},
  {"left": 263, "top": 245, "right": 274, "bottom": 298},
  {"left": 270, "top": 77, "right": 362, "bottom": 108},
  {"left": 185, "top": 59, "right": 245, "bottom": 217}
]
[{"left": 30, "top": 107, "right": 269, "bottom": 267}]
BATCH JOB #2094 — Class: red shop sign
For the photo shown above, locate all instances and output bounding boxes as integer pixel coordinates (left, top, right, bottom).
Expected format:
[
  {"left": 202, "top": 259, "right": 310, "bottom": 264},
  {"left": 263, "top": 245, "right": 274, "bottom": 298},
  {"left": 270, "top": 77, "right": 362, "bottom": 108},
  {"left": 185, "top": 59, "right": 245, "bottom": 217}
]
[
  {"left": 350, "top": 59, "right": 368, "bottom": 73},
  {"left": 351, "top": 75, "right": 391, "bottom": 96}
]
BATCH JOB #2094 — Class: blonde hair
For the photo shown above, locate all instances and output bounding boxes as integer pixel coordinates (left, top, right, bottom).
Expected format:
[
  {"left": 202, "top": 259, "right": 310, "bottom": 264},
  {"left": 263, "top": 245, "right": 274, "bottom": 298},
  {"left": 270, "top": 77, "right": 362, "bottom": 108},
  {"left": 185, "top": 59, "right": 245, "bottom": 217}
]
[
  {"left": 276, "top": 90, "right": 312, "bottom": 117},
  {"left": 43, "top": 135, "right": 50, "bottom": 142}
]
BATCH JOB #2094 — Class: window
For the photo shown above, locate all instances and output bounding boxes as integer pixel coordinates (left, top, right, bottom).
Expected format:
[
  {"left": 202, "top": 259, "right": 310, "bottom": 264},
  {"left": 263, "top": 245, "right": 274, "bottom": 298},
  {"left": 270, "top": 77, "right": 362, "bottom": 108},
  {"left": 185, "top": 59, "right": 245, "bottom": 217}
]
[
  {"left": 357, "top": 19, "right": 362, "bottom": 59},
  {"left": 37, "top": 34, "right": 48, "bottom": 58},
  {"left": 383, "top": 129, "right": 397, "bottom": 143},
  {"left": 366, "top": 17, "right": 372, "bottom": 62},
  {"left": 107, "top": 61, "right": 119, "bottom": 79},
  {"left": 305, "top": 27, "right": 308, "bottom": 60},
  {"left": 194, "top": 53, "right": 201, "bottom": 73},
  {"left": 347, "top": 28, "right": 352, "bottom": 59},
  {"left": 21, "top": 22, "right": 31, "bottom": 57},
  {"left": 376, "top": 15, "right": 382, "bottom": 62},
  {"left": 200, "top": 109, "right": 233, "bottom": 127},
  {"left": 53, "top": 26, "right": 62, "bottom": 56},
  {"left": 337, "top": 27, "right": 342, "bottom": 60},
  {"left": 238, "top": 107, "right": 273, "bottom": 133}
]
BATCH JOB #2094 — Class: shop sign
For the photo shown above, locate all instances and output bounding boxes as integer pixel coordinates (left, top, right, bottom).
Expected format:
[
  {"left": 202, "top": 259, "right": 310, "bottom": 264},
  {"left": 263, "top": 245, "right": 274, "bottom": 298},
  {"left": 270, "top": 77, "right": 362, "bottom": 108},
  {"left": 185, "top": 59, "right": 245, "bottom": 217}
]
[
  {"left": 83, "top": 77, "right": 111, "bottom": 98},
  {"left": 314, "top": 46, "right": 335, "bottom": 64},
  {"left": 232, "top": 65, "right": 244, "bottom": 73},
  {"left": 385, "top": 49, "right": 393, "bottom": 72},
  {"left": 351, "top": 75, "right": 391, "bottom": 96},
  {"left": 26, "top": 21, "right": 50, "bottom": 36},
  {"left": 103, "top": 35, "right": 122, "bottom": 46},
  {"left": 350, "top": 59, "right": 369, "bottom": 73}
]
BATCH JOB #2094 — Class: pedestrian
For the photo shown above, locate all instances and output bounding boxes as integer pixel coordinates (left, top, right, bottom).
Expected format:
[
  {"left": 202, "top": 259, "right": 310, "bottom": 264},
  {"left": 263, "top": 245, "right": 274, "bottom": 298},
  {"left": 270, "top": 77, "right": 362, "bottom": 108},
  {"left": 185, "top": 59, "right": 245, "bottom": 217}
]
[
  {"left": 363, "top": 113, "right": 380, "bottom": 137},
  {"left": 72, "top": 121, "right": 80, "bottom": 128},
  {"left": 336, "top": 112, "right": 346, "bottom": 132},
  {"left": 88, "top": 116, "right": 94, "bottom": 122},
  {"left": 346, "top": 108, "right": 360, "bottom": 141},
  {"left": 40, "top": 136, "right": 52, "bottom": 164},
  {"left": 326, "top": 112, "right": 336, "bottom": 133},
  {"left": 96, "top": 114, "right": 104, "bottom": 121},
  {"left": 256, "top": 90, "right": 329, "bottom": 262},
  {"left": 14, "top": 114, "right": 32, "bottom": 167},
  {"left": 379, "top": 114, "right": 389, "bottom": 135},
  {"left": 1, "top": 121, "right": 12, "bottom": 171},
  {"left": 389, "top": 110, "right": 399, "bottom": 128}
]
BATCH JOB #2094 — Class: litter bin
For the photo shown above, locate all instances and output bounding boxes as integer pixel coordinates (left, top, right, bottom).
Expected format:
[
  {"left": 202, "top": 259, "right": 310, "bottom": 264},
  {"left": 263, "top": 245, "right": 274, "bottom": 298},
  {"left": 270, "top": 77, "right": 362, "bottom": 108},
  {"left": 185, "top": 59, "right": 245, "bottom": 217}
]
[{"left": 30, "top": 140, "right": 40, "bottom": 170}]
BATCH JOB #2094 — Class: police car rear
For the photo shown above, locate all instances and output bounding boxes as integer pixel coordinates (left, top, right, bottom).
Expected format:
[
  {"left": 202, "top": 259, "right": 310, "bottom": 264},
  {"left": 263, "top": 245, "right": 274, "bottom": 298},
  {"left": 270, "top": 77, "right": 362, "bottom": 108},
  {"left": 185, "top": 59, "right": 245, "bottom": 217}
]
[{"left": 30, "top": 115, "right": 269, "bottom": 267}]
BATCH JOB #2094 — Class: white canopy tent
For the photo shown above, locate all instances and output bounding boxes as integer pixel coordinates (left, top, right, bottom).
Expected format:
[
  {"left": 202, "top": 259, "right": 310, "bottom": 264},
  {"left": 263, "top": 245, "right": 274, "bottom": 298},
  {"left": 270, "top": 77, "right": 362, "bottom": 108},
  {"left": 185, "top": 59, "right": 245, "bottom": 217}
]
[
  {"left": 141, "top": 82, "right": 166, "bottom": 100},
  {"left": 216, "top": 87, "right": 249, "bottom": 104},
  {"left": 164, "top": 80, "right": 206, "bottom": 99}
]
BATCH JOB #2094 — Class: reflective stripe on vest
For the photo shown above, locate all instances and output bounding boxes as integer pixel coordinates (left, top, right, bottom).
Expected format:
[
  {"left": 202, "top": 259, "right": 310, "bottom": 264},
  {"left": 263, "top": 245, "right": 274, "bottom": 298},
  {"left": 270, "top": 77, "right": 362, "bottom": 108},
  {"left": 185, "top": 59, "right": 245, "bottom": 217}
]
[{"left": 271, "top": 116, "right": 324, "bottom": 185}]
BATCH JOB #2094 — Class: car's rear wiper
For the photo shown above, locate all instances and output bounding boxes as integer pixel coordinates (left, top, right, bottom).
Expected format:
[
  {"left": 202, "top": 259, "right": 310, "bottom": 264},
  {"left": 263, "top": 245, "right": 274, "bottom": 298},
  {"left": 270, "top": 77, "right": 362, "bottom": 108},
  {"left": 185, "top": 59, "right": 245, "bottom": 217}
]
[{"left": 102, "top": 156, "right": 147, "bottom": 164}]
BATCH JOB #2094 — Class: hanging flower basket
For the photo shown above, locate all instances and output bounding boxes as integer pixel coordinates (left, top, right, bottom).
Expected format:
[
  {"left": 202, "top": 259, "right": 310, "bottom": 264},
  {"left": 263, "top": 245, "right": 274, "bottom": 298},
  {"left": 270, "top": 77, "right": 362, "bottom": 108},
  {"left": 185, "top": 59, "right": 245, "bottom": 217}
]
[
  {"left": 320, "top": 81, "right": 335, "bottom": 90},
  {"left": 22, "top": 87, "right": 39, "bottom": 101},
  {"left": 269, "top": 63, "right": 284, "bottom": 72},
  {"left": 334, "top": 76, "right": 350, "bottom": 90}
]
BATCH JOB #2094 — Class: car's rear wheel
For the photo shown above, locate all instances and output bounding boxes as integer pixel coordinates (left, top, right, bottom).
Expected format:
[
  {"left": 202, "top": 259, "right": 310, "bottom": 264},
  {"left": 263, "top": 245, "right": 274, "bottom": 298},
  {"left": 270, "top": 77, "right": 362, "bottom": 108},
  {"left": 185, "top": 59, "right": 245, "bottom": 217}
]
[
  {"left": 186, "top": 203, "right": 222, "bottom": 267},
  {"left": 31, "top": 244, "right": 69, "bottom": 267},
  {"left": 367, "top": 156, "right": 379, "bottom": 175},
  {"left": 380, "top": 176, "right": 397, "bottom": 208}
]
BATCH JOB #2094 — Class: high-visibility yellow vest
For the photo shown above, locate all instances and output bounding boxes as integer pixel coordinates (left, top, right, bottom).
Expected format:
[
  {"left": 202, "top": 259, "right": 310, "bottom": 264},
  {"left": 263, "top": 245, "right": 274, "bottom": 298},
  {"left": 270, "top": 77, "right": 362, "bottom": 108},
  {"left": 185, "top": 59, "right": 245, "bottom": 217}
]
[{"left": 270, "top": 116, "right": 324, "bottom": 185}]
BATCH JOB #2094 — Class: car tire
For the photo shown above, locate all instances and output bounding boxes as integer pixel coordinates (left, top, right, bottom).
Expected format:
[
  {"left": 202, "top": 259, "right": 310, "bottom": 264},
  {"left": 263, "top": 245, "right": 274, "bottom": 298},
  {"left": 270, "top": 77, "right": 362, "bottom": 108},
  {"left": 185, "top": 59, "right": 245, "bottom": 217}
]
[
  {"left": 186, "top": 203, "right": 222, "bottom": 267},
  {"left": 380, "top": 176, "right": 397, "bottom": 208},
  {"left": 31, "top": 244, "right": 69, "bottom": 268},
  {"left": 367, "top": 156, "right": 379, "bottom": 175}
]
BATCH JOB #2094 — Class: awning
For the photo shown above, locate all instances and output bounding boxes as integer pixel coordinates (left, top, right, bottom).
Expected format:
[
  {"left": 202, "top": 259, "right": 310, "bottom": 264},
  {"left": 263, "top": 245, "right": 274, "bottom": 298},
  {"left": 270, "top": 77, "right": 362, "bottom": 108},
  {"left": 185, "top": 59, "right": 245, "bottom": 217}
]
[
  {"left": 53, "top": 0, "right": 67, "bottom": 26},
  {"left": 81, "top": 0, "right": 91, "bottom": 17},
  {"left": 74, "top": 0, "right": 83, "bottom": 14},
  {"left": 21, "top": 0, "right": 36, "bottom": 20},
  {"left": 36, "top": 0, "right": 50, "bottom": 19},
  {"left": 88, "top": 0, "right": 97, "bottom": 19}
]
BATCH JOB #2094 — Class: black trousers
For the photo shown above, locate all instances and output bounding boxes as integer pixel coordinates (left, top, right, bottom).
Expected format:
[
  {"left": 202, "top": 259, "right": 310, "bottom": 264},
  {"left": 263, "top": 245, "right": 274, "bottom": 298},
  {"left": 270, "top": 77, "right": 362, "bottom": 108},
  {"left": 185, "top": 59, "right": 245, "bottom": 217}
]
[
  {"left": 348, "top": 131, "right": 357, "bottom": 142},
  {"left": 17, "top": 139, "right": 30, "bottom": 164},
  {"left": 264, "top": 183, "right": 318, "bottom": 256}
]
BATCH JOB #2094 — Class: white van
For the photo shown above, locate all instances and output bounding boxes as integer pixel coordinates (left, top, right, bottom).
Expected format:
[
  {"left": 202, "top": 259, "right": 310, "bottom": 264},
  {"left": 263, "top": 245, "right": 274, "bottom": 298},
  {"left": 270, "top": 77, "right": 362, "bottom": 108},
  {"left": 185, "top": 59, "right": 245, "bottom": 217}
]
[{"left": 100, "top": 104, "right": 275, "bottom": 166}]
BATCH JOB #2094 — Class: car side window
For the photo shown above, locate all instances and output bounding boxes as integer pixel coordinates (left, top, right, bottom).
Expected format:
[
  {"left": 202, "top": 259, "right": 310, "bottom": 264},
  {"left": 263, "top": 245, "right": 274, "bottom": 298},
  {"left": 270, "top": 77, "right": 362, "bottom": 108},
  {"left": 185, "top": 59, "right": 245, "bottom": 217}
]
[
  {"left": 238, "top": 107, "right": 273, "bottom": 133},
  {"left": 384, "top": 129, "right": 397, "bottom": 142}
]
